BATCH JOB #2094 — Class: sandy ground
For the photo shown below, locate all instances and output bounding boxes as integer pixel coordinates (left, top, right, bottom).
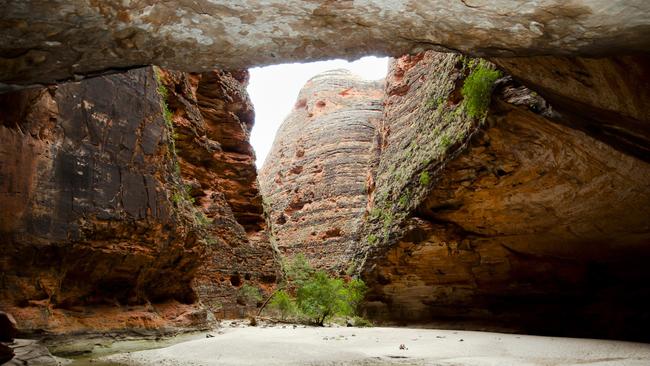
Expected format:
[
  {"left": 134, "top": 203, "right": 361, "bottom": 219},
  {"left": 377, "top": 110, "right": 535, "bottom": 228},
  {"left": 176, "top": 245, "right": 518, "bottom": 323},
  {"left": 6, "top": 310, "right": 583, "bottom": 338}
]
[{"left": 97, "top": 324, "right": 650, "bottom": 366}]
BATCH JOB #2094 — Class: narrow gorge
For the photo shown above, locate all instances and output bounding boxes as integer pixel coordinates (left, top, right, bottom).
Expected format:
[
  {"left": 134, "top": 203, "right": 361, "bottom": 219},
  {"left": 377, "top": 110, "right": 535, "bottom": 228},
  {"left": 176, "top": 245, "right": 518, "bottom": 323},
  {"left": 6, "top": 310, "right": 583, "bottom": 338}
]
[{"left": 0, "top": 1, "right": 649, "bottom": 364}]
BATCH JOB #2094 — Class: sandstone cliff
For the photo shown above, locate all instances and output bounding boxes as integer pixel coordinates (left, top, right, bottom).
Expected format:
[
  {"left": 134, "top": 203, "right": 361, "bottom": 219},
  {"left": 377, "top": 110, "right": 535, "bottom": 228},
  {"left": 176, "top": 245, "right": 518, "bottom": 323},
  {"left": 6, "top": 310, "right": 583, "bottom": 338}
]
[
  {"left": 259, "top": 70, "right": 383, "bottom": 270},
  {"left": 156, "top": 68, "right": 279, "bottom": 318},
  {"left": 358, "top": 52, "right": 650, "bottom": 341},
  {"left": 259, "top": 52, "right": 650, "bottom": 341},
  {"left": 0, "top": 66, "right": 278, "bottom": 334}
]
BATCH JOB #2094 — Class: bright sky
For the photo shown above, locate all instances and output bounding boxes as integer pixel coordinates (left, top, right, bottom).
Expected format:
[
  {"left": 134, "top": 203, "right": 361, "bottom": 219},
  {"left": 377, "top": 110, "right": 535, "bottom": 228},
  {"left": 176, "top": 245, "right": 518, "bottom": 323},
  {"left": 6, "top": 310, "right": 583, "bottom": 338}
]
[{"left": 247, "top": 56, "right": 389, "bottom": 168}]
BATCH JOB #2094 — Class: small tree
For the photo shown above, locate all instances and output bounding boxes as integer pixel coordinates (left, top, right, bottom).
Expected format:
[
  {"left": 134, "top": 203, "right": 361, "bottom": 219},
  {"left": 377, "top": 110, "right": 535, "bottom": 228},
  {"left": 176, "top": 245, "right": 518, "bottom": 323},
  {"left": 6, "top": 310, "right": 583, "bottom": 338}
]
[
  {"left": 295, "top": 271, "right": 367, "bottom": 326},
  {"left": 267, "top": 255, "right": 368, "bottom": 326},
  {"left": 283, "top": 253, "right": 314, "bottom": 288},
  {"left": 268, "top": 289, "right": 295, "bottom": 320}
]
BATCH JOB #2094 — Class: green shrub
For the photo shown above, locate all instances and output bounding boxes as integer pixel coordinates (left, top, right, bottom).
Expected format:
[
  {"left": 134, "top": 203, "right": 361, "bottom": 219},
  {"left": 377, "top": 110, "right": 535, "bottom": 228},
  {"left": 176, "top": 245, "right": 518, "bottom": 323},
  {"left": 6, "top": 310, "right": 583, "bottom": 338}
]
[
  {"left": 419, "top": 171, "right": 430, "bottom": 185},
  {"left": 440, "top": 134, "right": 452, "bottom": 149},
  {"left": 161, "top": 101, "right": 173, "bottom": 128},
  {"left": 350, "top": 316, "right": 373, "bottom": 327},
  {"left": 238, "top": 284, "right": 262, "bottom": 305},
  {"left": 171, "top": 191, "right": 183, "bottom": 205},
  {"left": 461, "top": 62, "right": 502, "bottom": 119},
  {"left": 283, "top": 254, "right": 315, "bottom": 288},
  {"left": 195, "top": 211, "right": 212, "bottom": 227},
  {"left": 369, "top": 207, "right": 383, "bottom": 220},
  {"left": 296, "top": 271, "right": 367, "bottom": 326},
  {"left": 426, "top": 95, "right": 444, "bottom": 110},
  {"left": 383, "top": 213, "right": 392, "bottom": 228},
  {"left": 154, "top": 67, "right": 174, "bottom": 128},
  {"left": 269, "top": 290, "right": 295, "bottom": 320},
  {"left": 367, "top": 233, "right": 378, "bottom": 245},
  {"left": 275, "top": 255, "right": 368, "bottom": 326}
]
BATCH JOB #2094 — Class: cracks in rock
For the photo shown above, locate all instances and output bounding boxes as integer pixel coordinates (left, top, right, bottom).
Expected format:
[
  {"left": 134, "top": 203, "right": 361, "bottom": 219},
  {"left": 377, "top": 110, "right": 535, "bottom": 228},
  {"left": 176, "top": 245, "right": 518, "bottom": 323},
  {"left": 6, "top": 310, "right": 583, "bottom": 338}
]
[
  {"left": 500, "top": 242, "right": 583, "bottom": 262},
  {"left": 414, "top": 214, "right": 490, "bottom": 241},
  {"left": 459, "top": 0, "right": 481, "bottom": 10},
  {"left": 396, "top": 35, "right": 463, "bottom": 54}
]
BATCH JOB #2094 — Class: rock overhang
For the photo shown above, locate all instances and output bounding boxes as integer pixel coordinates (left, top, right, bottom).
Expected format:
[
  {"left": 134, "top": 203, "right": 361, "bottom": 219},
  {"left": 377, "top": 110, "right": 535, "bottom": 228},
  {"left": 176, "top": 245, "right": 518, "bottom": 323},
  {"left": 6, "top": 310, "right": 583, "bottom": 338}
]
[{"left": 1, "top": 0, "right": 650, "bottom": 89}]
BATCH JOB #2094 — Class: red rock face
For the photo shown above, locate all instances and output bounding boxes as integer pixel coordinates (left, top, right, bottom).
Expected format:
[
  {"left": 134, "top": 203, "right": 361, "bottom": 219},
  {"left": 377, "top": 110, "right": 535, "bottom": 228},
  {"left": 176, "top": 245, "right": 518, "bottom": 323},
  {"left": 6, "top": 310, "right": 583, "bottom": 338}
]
[
  {"left": 492, "top": 55, "right": 650, "bottom": 162},
  {"left": 258, "top": 51, "right": 650, "bottom": 341},
  {"left": 0, "top": 68, "right": 207, "bottom": 334},
  {"left": 359, "top": 52, "right": 650, "bottom": 341},
  {"left": 156, "top": 68, "right": 279, "bottom": 318},
  {"left": 0, "top": 67, "right": 279, "bottom": 334},
  {"left": 259, "top": 70, "right": 384, "bottom": 271}
]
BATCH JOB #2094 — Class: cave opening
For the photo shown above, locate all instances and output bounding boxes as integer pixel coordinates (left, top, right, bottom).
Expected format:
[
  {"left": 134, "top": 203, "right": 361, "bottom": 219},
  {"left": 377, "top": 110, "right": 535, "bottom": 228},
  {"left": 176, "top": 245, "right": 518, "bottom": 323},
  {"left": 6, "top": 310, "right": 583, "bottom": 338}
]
[{"left": 0, "top": 4, "right": 649, "bottom": 362}]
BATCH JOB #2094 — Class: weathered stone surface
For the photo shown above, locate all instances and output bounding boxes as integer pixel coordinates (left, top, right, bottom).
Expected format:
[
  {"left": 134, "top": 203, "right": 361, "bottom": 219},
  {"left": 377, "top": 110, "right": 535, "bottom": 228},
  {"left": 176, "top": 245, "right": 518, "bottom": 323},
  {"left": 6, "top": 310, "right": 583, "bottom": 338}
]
[
  {"left": 0, "top": 67, "right": 209, "bottom": 334},
  {"left": 358, "top": 51, "right": 650, "bottom": 341},
  {"left": 492, "top": 55, "right": 650, "bottom": 162},
  {"left": 156, "top": 68, "right": 279, "bottom": 318},
  {"left": 1, "top": 1, "right": 650, "bottom": 88},
  {"left": 4, "top": 339, "right": 57, "bottom": 366},
  {"left": 259, "top": 70, "right": 383, "bottom": 270},
  {"left": 0, "top": 65, "right": 278, "bottom": 335},
  {"left": 257, "top": 52, "right": 650, "bottom": 340},
  {"left": 352, "top": 51, "right": 480, "bottom": 263}
]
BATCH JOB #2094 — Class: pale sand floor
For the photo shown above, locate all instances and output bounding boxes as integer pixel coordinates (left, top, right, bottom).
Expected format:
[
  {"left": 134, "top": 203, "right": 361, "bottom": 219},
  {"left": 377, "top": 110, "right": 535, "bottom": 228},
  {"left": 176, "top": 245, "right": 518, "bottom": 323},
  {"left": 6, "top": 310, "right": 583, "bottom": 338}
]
[{"left": 97, "top": 325, "right": 650, "bottom": 366}]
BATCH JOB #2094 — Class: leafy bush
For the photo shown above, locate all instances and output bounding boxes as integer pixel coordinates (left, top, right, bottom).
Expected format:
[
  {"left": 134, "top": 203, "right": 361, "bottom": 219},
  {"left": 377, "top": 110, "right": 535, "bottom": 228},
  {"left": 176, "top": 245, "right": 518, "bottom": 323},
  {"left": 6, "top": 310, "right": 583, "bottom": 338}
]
[
  {"left": 398, "top": 193, "right": 409, "bottom": 208},
  {"left": 439, "top": 133, "right": 452, "bottom": 149},
  {"left": 269, "top": 290, "right": 295, "bottom": 320},
  {"left": 350, "top": 316, "right": 373, "bottom": 327},
  {"left": 283, "top": 253, "right": 314, "bottom": 288},
  {"left": 161, "top": 100, "right": 174, "bottom": 128},
  {"left": 461, "top": 62, "right": 502, "bottom": 119},
  {"left": 296, "top": 272, "right": 367, "bottom": 326},
  {"left": 272, "top": 255, "right": 368, "bottom": 326},
  {"left": 194, "top": 211, "right": 212, "bottom": 227}
]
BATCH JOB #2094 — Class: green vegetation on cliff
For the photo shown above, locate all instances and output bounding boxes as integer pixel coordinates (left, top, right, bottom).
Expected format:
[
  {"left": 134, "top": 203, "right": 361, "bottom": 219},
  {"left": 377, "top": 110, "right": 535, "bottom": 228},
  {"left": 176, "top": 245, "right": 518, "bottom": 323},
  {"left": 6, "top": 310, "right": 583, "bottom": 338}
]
[
  {"left": 355, "top": 53, "right": 503, "bottom": 274},
  {"left": 461, "top": 60, "right": 502, "bottom": 118},
  {"left": 154, "top": 67, "right": 213, "bottom": 233}
]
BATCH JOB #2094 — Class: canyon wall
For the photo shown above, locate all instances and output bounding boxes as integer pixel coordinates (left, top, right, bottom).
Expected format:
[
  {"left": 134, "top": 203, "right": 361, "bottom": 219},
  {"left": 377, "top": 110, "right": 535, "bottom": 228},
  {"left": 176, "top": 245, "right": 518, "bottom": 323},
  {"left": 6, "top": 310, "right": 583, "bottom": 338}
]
[
  {"left": 358, "top": 52, "right": 650, "bottom": 341},
  {"left": 260, "top": 52, "right": 650, "bottom": 341},
  {"left": 156, "top": 68, "right": 279, "bottom": 318},
  {"left": 0, "top": 66, "right": 278, "bottom": 335},
  {"left": 259, "top": 70, "right": 383, "bottom": 270}
]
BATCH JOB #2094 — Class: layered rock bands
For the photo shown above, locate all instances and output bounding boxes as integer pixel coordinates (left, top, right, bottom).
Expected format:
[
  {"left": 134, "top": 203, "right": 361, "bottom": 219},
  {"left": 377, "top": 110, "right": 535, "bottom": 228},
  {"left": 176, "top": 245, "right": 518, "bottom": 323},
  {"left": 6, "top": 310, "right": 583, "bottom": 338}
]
[
  {"left": 259, "top": 70, "right": 383, "bottom": 271},
  {"left": 0, "top": 66, "right": 278, "bottom": 335},
  {"left": 260, "top": 52, "right": 650, "bottom": 341}
]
